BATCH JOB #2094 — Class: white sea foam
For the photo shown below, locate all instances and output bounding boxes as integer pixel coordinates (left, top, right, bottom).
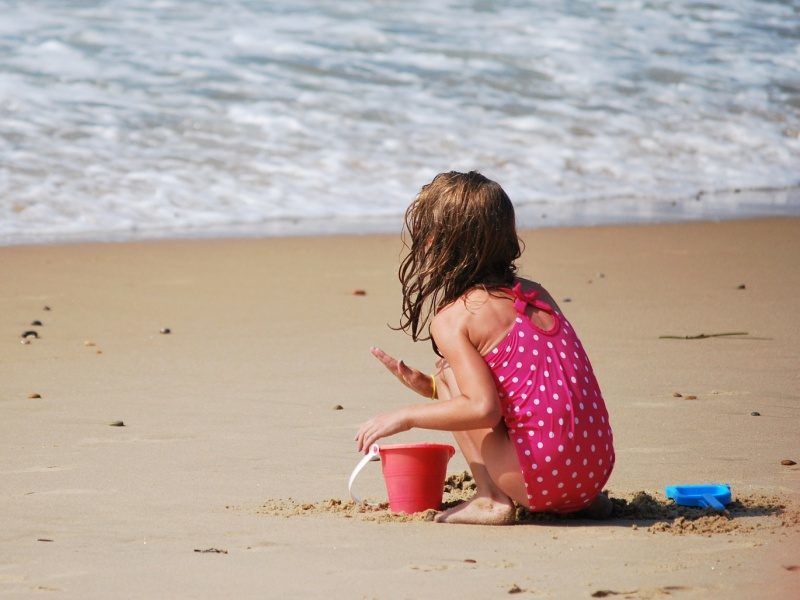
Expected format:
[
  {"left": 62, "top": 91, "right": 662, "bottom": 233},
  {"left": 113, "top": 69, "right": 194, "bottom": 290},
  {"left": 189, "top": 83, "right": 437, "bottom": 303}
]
[{"left": 0, "top": 0, "right": 798, "bottom": 244}]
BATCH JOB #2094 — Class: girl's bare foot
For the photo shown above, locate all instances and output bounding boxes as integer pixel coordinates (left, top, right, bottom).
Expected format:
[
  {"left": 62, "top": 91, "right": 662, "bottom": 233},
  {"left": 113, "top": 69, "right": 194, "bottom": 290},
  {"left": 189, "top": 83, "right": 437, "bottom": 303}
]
[{"left": 434, "top": 496, "right": 517, "bottom": 525}]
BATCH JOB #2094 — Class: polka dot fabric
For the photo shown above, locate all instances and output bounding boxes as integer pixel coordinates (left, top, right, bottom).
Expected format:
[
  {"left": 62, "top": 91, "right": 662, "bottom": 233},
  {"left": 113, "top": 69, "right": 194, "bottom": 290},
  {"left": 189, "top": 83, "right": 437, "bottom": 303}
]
[{"left": 485, "top": 283, "right": 615, "bottom": 512}]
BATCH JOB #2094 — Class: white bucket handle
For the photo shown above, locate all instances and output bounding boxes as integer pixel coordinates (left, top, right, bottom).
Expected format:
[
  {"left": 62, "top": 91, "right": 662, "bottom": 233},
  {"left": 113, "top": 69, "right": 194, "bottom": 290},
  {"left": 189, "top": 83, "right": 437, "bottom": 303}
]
[{"left": 348, "top": 443, "right": 381, "bottom": 504}]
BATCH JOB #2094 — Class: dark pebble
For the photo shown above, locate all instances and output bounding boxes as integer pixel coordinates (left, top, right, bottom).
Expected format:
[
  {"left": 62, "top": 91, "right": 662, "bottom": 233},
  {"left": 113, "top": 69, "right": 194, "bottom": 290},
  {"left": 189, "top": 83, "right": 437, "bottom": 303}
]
[
  {"left": 507, "top": 584, "right": 523, "bottom": 594},
  {"left": 332, "top": 404, "right": 344, "bottom": 410},
  {"left": 672, "top": 392, "right": 682, "bottom": 398},
  {"left": 109, "top": 420, "right": 125, "bottom": 427},
  {"left": 780, "top": 459, "right": 797, "bottom": 466},
  {"left": 43, "top": 306, "right": 51, "bottom": 311},
  {"left": 737, "top": 284, "right": 746, "bottom": 290},
  {"left": 563, "top": 297, "right": 572, "bottom": 303},
  {"left": 30, "top": 320, "right": 43, "bottom": 326},
  {"left": 750, "top": 411, "right": 761, "bottom": 416},
  {"left": 28, "top": 393, "right": 41, "bottom": 399},
  {"left": 21, "top": 330, "right": 39, "bottom": 339},
  {"left": 37, "top": 538, "right": 54, "bottom": 542},
  {"left": 463, "top": 558, "right": 477, "bottom": 564},
  {"left": 160, "top": 328, "right": 171, "bottom": 334},
  {"left": 352, "top": 289, "right": 367, "bottom": 296}
]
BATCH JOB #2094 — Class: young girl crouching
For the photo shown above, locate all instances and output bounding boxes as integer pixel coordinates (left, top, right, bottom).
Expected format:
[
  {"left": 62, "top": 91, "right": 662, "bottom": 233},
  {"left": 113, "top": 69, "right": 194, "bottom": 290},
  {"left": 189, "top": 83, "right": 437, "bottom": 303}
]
[{"left": 355, "top": 171, "right": 614, "bottom": 525}]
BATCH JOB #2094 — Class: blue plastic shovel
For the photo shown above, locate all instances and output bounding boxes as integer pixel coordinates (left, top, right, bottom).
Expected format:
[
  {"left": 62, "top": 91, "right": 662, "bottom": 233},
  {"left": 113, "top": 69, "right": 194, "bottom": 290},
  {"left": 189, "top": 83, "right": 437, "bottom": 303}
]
[{"left": 665, "top": 484, "right": 732, "bottom": 511}]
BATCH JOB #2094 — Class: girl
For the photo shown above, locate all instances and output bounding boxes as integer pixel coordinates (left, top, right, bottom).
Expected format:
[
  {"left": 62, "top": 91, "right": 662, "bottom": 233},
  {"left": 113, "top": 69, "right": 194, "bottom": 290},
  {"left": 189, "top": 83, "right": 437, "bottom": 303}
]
[{"left": 355, "top": 171, "right": 614, "bottom": 525}]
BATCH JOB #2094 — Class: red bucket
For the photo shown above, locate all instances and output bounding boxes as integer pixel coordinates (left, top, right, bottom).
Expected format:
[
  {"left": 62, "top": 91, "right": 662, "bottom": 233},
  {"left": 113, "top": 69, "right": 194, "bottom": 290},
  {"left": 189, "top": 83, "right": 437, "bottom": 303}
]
[{"left": 349, "top": 443, "right": 456, "bottom": 513}]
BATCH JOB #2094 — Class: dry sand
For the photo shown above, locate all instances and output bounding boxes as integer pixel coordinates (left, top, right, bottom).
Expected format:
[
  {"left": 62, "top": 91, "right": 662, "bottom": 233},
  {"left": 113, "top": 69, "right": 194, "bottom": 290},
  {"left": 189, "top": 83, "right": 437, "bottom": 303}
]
[{"left": 1, "top": 217, "right": 798, "bottom": 598}]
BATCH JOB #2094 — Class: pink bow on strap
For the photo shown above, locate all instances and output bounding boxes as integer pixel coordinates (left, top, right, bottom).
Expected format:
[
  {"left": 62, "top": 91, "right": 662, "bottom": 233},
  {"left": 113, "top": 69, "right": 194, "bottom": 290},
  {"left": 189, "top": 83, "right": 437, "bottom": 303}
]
[{"left": 511, "top": 282, "right": 554, "bottom": 313}]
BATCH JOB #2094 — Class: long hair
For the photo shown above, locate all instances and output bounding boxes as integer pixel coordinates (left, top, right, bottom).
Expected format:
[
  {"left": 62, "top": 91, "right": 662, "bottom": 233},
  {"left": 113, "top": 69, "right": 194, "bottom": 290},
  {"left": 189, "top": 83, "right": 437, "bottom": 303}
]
[{"left": 396, "top": 171, "right": 522, "bottom": 354}]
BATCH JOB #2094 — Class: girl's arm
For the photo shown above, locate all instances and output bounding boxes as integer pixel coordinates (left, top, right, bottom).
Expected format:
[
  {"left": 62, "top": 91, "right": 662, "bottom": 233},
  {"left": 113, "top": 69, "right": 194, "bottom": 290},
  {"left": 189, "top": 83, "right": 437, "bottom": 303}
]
[{"left": 355, "top": 307, "right": 501, "bottom": 453}]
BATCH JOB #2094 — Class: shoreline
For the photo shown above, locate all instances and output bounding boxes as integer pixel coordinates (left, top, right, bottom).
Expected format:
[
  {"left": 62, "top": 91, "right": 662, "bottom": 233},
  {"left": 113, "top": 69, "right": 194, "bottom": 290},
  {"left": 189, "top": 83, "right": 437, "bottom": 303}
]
[{"left": 2, "top": 183, "right": 799, "bottom": 248}]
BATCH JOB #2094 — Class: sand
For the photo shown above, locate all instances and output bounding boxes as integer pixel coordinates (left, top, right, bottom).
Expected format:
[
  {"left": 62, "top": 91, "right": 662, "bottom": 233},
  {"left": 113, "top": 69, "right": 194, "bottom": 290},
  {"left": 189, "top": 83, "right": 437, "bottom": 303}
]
[{"left": 1, "top": 217, "right": 798, "bottom": 598}]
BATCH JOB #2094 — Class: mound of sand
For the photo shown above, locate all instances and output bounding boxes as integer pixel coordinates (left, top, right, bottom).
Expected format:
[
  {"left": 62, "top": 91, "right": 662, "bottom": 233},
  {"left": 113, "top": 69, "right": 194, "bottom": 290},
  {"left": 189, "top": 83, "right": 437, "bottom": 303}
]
[{"left": 249, "top": 472, "right": 800, "bottom": 535}]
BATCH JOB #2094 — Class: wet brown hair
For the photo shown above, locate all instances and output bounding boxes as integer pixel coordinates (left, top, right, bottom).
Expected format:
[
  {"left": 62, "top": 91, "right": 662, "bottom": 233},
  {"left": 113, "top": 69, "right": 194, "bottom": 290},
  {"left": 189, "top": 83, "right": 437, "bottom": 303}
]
[{"left": 396, "top": 171, "right": 522, "bottom": 354}]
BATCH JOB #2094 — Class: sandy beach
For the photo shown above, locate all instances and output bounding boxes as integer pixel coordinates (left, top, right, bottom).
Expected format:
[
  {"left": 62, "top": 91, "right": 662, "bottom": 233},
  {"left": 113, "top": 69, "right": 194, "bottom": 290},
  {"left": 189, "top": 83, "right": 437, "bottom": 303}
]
[{"left": 1, "top": 217, "right": 798, "bottom": 598}]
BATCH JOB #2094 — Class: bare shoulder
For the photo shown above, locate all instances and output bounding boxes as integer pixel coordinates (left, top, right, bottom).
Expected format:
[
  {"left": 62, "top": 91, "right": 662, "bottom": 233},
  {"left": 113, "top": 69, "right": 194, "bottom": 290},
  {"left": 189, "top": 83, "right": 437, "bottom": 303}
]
[{"left": 431, "top": 295, "right": 471, "bottom": 340}]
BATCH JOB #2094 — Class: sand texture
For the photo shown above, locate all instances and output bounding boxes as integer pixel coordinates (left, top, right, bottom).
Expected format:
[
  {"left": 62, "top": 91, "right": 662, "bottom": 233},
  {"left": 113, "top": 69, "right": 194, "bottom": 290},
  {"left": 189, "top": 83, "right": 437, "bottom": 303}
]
[{"left": 1, "top": 218, "right": 799, "bottom": 598}]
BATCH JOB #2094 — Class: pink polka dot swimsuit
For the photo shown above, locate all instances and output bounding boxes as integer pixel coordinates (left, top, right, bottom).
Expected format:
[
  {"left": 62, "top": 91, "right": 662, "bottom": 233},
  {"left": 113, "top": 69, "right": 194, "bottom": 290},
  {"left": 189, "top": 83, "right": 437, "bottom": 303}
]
[{"left": 484, "top": 283, "right": 615, "bottom": 512}]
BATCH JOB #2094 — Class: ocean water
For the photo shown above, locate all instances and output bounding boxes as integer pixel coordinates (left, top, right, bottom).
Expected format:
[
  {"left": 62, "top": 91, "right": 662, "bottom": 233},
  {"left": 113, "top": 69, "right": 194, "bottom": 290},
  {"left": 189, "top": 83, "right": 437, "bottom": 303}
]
[{"left": 1, "top": 0, "right": 799, "bottom": 244}]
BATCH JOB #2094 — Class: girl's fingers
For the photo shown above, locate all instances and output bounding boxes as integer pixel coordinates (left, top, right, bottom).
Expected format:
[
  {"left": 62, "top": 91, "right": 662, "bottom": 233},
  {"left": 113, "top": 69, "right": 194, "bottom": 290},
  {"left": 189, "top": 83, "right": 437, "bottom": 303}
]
[{"left": 371, "top": 346, "right": 395, "bottom": 367}]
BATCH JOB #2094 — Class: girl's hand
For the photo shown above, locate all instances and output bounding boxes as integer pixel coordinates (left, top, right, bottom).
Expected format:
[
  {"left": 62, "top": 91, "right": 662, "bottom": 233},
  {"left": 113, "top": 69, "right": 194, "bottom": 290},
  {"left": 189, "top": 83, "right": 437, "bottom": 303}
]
[
  {"left": 355, "top": 409, "right": 411, "bottom": 453},
  {"left": 370, "top": 346, "right": 438, "bottom": 398}
]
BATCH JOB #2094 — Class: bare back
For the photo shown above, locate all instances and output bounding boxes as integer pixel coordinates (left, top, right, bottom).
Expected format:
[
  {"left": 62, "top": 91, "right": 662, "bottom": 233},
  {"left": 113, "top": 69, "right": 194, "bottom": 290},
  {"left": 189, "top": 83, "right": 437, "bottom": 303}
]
[{"left": 436, "top": 278, "right": 561, "bottom": 358}]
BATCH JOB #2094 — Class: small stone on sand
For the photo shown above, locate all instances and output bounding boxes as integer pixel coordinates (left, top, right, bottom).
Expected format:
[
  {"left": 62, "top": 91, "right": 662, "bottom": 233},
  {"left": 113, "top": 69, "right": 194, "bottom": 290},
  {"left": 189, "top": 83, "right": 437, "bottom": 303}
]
[
  {"left": 96, "top": 350, "right": 103, "bottom": 354},
  {"left": 352, "top": 289, "right": 367, "bottom": 296},
  {"left": 43, "top": 306, "right": 51, "bottom": 311},
  {"left": 672, "top": 392, "right": 682, "bottom": 397},
  {"left": 464, "top": 558, "right": 477, "bottom": 563},
  {"left": 109, "top": 420, "right": 125, "bottom": 427},
  {"left": 563, "top": 297, "right": 572, "bottom": 302},
  {"left": 751, "top": 411, "right": 760, "bottom": 416},
  {"left": 332, "top": 404, "right": 344, "bottom": 410},
  {"left": 160, "top": 328, "right": 171, "bottom": 334},
  {"left": 780, "top": 459, "right": 796, "bottom": 466},
  {"left": 737, "top": 284, "right": 746, "bottom": 290},
  {"left": 84, "top": 340, "right": 96, "bottom": 347},
  {"left": 37, "top": 538, "right": 54, "bottom": 542},
  {"left": 684, "top": 395, "right": 697, "bottom": 400},
  {"left": 30, "top": 320, "right": 42, "bottom": 326},
  {"left": 21, "top": 338, "right": 30, "bottom": 345},
  {"left": 21, "top": 330, "right": 39, "bottom": 339},
  {"left": 507, "top": 584, "right": 523, "bottom": 594},
  {"left": 28, "top": 393, "right": 41, "bottom": 399}
]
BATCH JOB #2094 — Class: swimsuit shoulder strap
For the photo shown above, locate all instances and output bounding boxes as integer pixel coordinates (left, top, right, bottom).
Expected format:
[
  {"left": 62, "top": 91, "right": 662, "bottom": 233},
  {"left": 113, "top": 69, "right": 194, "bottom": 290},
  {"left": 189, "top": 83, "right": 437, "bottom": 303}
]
[{"left": 501, "top": 282, "right": 555, "bottom": 315}]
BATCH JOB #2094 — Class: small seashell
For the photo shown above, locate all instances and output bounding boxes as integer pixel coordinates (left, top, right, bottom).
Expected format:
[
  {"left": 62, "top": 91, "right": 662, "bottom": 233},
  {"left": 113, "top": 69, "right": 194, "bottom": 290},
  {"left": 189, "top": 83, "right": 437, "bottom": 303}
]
[
  {"left": 781, "top": 459, "right": 796, "bottom": 466},
  {"left": 160, "top": 328, "right": 171, "bottom": 334},
  {"left": 30, "top": 320, "right": 43, "bottom": 326},
  {"left": 28, "top": 393, "right": 41, "bottom": 399},
  {"left": 21, "top": 330, "right": 39, "bottom": 339},
  {"left": 352, "top": 289, "right": 367, "bottom": 296},
  {"left": 84, "top": 340, "right": 96, "bottom": 347},
  {"left": 21, "top": 338, "right": 31, "bottom": 345},
  {"left": 109, "top": 420, "right": 125, "bottom": 427},
  {"left": 672, "top": 392, "right": 682, "bottom": 397},
  {"left": 332, "top": 404, "right": 344, "bottom": 410},
  {"left": 684, "top": 395, "right": 697, "bottom": 400},
  {"left": 750, "top": 411, "right": 760, "bottom": 416}
]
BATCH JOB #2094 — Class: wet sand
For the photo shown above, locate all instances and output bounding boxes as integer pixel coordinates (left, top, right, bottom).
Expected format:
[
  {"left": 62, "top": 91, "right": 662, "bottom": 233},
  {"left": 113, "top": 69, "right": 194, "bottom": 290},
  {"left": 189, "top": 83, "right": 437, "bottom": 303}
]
[{"left": 1, "top": 217, "right": 798, "bottom": 598}]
